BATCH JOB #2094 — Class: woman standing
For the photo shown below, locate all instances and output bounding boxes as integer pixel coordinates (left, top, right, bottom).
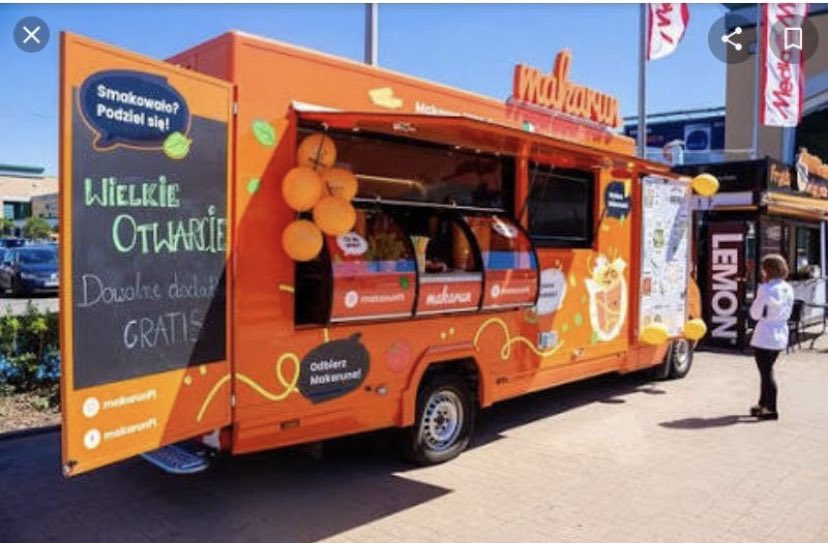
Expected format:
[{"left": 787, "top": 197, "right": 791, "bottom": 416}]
[{"left": 749, "top": 254, "right": 795, "bottom": 420}]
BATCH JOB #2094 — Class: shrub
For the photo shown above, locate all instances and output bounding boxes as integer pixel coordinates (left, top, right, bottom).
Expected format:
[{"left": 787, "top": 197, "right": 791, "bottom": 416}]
[{"left": 0, "top": 304, "right": 60, "bottom": 395}]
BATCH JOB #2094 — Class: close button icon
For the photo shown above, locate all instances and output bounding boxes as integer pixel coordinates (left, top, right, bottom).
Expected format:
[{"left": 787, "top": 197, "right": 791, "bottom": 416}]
[{"left": 14, "top": 16, "right": 50, "bottom": 53}]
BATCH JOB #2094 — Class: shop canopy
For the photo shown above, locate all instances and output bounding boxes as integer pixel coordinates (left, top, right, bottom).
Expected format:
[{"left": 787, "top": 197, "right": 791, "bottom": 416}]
[
  {"left": 767, "top": 192, "right": 828, "bottom": 221},
  {"left": 296, "top": 109, "right": 671, "bottom": 174}
]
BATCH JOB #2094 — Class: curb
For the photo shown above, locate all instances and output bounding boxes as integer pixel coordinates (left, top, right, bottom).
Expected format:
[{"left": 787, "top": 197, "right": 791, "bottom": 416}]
[{"left": 0, "top": 423, "right": 60, "bottom": 442}]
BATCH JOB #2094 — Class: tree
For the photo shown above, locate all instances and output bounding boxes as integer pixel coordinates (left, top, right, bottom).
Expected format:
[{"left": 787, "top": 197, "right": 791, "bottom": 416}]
[
  {"left": 0, "top": 218, "right": 14, "bottom": 236},
  {"left": 23, "top": 217, "right": 52, "bottom": 240}
]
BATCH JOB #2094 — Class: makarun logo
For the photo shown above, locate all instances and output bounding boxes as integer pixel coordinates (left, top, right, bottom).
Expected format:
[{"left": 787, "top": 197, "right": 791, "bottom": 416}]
[
  {"left": 425, "top": 286, "right": 473, "bottom": 306},
  {"left": 344, "top": 290, "right": 359, "bottom": 309}
]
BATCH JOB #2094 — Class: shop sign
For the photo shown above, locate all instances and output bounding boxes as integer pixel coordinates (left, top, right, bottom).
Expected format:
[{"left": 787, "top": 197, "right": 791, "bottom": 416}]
[
  {"left": 795, "top": 149, "right": 828, "bottom": 199},
  {"left": 674, "top": 160, "right": 764, "bottom": 194},
  {"left": 768, "top": 161, "right": 793, "bottom": 190},
  {"left": 705, "top": 223, "right": 747, "bottom": 347},
  {"left": 512, "top": 50, "right": 622, "bottom": 129}
]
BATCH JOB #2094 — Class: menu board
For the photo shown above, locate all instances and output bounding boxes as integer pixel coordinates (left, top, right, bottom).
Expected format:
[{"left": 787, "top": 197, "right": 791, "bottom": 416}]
[
  {"left": 71, "top": 74, "right": 228, "bottom": 388},
  {"left": 638, "top": 176, "right": 691, "bottom": 336}
]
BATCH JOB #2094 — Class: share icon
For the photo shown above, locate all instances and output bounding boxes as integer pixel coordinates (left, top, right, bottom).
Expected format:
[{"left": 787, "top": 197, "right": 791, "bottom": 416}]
[{"left": 721, "top": 26, "right": 743, "bottom": 51}]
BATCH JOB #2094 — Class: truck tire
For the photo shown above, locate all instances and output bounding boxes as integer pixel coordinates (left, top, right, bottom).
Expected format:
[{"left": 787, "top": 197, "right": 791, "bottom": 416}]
[
  {"left": 400, "top": 374, "right": 475, "bottom": 466},
  {"left": 666, "top": 338, "right": 694, "bottom": 379}
]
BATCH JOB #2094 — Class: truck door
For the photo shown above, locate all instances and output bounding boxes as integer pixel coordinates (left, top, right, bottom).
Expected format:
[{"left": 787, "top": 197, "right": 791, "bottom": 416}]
[{"left": 60, "top": 33, "right": 234, "bottom": 476}]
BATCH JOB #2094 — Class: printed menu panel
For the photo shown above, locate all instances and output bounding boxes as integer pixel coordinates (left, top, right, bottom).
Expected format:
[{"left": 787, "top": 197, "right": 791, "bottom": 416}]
[{"left": 638, "top": 176, "right": 691, "bottom": 336}]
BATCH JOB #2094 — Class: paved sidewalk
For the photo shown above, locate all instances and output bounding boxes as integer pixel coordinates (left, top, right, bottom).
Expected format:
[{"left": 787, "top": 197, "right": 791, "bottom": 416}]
[{"left": 2, "top": 345, "right": 827, "bottom": 543}]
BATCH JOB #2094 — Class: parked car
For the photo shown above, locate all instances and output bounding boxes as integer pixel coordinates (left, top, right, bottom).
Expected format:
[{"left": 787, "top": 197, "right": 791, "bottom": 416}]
[
  {"left": 0, "top": 245, "right": 59, "bottom": 296},
  {"left": 0, "top": 237, "right": 25, "bottom": 249}
]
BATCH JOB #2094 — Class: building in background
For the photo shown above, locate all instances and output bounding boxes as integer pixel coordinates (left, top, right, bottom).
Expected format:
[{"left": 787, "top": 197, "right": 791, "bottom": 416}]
[
  {"left": 31, "top": 192, "right": 58, "bottom": 229},
  {"left": 725, "top": 4, "right": 828, "bottom": 164},
  {"left": 0, "top": 164, "right": 58, "bottom": 233},
  {"left": 624, "top": 107, "right": 726, "bottom": 165},
  {"left": 676, "top": 5, "right": 828, "bottom": 350}
]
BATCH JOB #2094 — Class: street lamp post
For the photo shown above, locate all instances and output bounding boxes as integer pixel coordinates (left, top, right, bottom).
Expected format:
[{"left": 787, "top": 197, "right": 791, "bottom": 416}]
[{"left": 365, "top": 3, "right": 378, "bottom": 66}]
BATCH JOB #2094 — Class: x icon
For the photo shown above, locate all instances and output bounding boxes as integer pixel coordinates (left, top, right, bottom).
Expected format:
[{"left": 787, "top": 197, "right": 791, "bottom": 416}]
[
  {"left": 22, "top": 25, "right": 41, "bottom": 44},
  {"left": 14, "top": 16, "right": 49, "bottom": 52}
]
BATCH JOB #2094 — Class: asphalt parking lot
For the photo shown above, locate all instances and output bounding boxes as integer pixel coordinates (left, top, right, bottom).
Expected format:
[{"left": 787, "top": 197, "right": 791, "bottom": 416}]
[{"left": 2, "top": 345, "right": 827, "bottom": 543}]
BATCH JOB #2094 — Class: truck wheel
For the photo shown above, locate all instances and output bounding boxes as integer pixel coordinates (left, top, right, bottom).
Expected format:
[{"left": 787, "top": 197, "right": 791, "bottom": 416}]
[
  {"left": 401, "top": 374, "right": 475, "bottom": 466},
  {"left": 666, "top": 338, "right": 693, "bottom": 379}
]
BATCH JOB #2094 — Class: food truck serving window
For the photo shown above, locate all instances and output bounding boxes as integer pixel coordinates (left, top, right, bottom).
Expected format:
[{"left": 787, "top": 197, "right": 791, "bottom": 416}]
[
  {"left": 527, "top": 163, "right": 594, "bottom": 248},
  {"left": 327, "top": 210, "right": 417, "bottom": 322},
  {"left": 465, "top": 215, "right": 539, "bottom": 309},
  {"left": 311, "top": 128, "right": 511, "bottom": 211}
]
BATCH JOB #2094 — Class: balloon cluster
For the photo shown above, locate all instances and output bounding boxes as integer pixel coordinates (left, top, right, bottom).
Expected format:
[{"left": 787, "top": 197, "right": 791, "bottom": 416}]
[{"left": 282, "top": 133, "right": 359, "bottom": 261}]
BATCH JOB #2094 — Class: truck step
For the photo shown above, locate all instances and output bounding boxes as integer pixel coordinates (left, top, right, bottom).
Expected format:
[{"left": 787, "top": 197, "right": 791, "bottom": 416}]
[{"left": 141, "top": 441, "right": 214, "bottom": 475}]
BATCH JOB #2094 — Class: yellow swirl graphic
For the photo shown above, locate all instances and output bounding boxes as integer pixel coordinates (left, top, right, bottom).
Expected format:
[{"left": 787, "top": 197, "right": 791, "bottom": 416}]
[
  {"left": 278, "top": 284, "right": 295, "bottom": 294},
  {"left": 236, "top": 353, "right": 301, "bottom": 402},
  {"left": 196, "top": 374, "right": 231, "bottom": 422},
  {"left": 473, "top": 317, "right": 564, "bottom": 360},
  {"left": 196, "top": 353, "right": 301, "bottom": 422}
]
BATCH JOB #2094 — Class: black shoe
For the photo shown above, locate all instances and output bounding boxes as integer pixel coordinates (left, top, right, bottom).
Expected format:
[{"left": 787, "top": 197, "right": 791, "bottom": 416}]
[
  {"left": 756, "top": 408, "right": 779, "bottom": 420},
  {"left": 749, "top": 405, "right": 762, "bottom": 416}
]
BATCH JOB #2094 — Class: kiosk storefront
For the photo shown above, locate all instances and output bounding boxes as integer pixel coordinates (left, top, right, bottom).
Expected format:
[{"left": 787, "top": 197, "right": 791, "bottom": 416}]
[{"left": 677, "top": 155, "right": 828, "bottom": 349}]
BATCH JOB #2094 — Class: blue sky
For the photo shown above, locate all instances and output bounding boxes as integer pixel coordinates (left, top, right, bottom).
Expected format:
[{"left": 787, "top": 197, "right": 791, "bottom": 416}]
[{"left": 0, "top": 3, "right": 727, "bottom": 175}]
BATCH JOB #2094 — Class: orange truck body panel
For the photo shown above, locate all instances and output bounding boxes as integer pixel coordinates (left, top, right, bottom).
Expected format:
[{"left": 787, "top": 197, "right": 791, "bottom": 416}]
[
  {"left": 167, "top": 32, "right": 679, "bottom": 456},
  {"left": 61, "top": 31, "right": 690, "bottom": 474}
]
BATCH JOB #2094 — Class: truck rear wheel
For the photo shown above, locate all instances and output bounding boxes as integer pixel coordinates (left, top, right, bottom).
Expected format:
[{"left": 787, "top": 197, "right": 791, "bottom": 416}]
[
  {"left": 401, "top": 374, "right": 475, "bottom": 466},
  {"left": 666, "top": 338, "right": 693, "bottom": 379}
]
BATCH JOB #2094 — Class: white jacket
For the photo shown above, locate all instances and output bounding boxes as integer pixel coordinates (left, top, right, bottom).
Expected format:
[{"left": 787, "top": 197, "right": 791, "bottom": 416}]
[{"left": 749, "top": 279, "right": 795, "bottom": 351}]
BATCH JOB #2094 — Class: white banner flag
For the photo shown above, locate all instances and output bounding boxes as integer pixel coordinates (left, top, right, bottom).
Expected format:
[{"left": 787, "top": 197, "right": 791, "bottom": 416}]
[
  {"left": 647, "top": 4, "right": 690, "bottom": 60},
  {"left": 762, "top": 3, "right": 809, "bottom": 127}
]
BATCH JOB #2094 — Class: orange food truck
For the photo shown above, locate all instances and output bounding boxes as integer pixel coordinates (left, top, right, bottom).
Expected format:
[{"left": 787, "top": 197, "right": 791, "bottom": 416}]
[{"left": 59, "top": 31, "right": 712, "bottom": 476}]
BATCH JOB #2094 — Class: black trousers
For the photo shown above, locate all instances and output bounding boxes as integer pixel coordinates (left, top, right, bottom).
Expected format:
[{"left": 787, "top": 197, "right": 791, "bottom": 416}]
[{"left": 754, "top": 348, "right": 781, "bottom": 412}]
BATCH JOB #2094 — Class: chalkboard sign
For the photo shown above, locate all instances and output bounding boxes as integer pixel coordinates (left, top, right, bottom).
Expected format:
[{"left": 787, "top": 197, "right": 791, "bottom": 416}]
[{"left": 71, "top": 75, "right": 227, "bottom": 389}]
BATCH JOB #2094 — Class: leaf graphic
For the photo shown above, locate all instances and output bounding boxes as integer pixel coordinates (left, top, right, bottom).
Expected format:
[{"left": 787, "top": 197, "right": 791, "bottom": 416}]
[
  {"left": 247, "top": 178, "right": 261, "bottom": 194},
  {"left": 573, "top": 313, "right": 584, "bottom": 327},
  {"left": 399, "top": 276, "right": 410, "bottom": 290},
  {"left": 253, "top": 120, "right": 276, "bottom": 146},
  {"left": 163, "top": 132, "right": 190, "bottom": 160}
]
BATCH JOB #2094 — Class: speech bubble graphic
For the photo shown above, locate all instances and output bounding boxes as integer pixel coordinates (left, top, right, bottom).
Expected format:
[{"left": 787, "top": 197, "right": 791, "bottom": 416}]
[
  {"left": 336, "top": 232, "right": 368, "bottom": 256},
  {"left": 604, "top": 181, "right": 631, "bottom": 219},
  {"left": 535, "top": 268, "right": 567, "bottom": 316},
  {"left": 298, "top": 334, "right": 369, "bottom": 403},
  {"left": 80, "top": 70, "right": 190, "bottom": 151}
]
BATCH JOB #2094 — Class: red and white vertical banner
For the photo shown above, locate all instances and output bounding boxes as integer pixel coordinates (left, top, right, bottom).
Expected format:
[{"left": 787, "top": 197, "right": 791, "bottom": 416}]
[
  {"left": 647, "top": 4, "right": 690, "bottom": 60},
  {"left": 761, "top": 3, "right": 809, "bottom": 127}
]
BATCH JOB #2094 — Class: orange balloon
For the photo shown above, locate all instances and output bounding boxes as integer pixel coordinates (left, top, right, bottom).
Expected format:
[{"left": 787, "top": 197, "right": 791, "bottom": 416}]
[
  {"left": 282, "top": 166, "right": 324, "bottom": 211},
  {"left": 313, "top": 197, "right": 357, "bottom": 236},
  {"left": 297, "top": 133, "right": 337, "bottom": 170},
  {"left": 323, "top": 168, "right": 359, "bottom": 201},
  {"left": 282, "top": 220, "right": 323, "bottom": 261}
]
